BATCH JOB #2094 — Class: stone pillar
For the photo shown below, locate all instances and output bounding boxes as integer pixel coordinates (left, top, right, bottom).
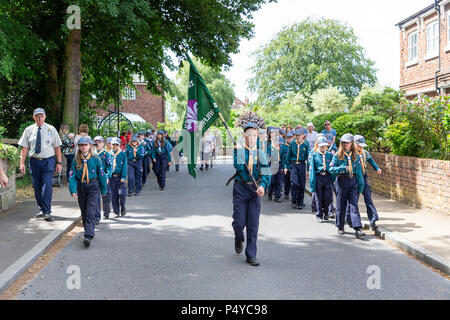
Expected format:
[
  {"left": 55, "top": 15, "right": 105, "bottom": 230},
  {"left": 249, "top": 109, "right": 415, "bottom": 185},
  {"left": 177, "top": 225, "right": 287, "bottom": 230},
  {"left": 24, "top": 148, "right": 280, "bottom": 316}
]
[{"left": 0, "top": 159, "right": 16, "bottom": 212}]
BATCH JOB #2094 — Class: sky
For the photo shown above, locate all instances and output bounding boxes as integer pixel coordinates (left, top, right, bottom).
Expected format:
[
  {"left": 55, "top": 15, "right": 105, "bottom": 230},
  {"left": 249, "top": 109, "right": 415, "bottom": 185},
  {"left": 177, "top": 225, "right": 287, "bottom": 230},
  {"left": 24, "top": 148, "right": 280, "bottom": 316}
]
[{"left": 219, "top": 0, "right": 433, "bottom": 101}]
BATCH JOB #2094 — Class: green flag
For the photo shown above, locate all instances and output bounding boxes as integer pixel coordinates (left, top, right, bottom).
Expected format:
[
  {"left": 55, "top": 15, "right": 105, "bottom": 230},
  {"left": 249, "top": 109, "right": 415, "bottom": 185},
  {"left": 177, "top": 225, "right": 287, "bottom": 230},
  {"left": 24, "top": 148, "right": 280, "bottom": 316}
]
[{"left": 182, "top": 54, "right": 220, "bottom": 178}]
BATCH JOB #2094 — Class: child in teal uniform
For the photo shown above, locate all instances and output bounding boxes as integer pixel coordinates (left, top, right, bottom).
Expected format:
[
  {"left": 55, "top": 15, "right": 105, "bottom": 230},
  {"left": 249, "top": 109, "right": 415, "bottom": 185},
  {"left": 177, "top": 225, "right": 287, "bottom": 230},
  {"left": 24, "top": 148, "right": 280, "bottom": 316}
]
[
  {"left": 232, "top": 122, "right": 271, "bottom": 266},
  {"left": 110, "top": 137, "right": 128, "bottom": 217},
  {"left": 151, "top": 130, "right": 172, "bottom": 190},
  {"left": 69, "top": 137, "right": 107, "bottom": 248},
  {"left": 345, "top": 135, "right": 382, "bottom": 230},
  {"left": 284, "top": 128, "right": 310, "bottom": 209},
  {"left": 329, "top": 133, "right": 366, "bottom": 240},
  {"left": 126, "top": 135, "right": 146, "bottom": 196},
  {"left": 268, "top": 135, "right": 288, "bottom": 202},
  {"left": 93, "top": 136, "right": 112, "bottom": 221},
  {"left": 309, "top": 136, "right": 334, "bottom": 223}
]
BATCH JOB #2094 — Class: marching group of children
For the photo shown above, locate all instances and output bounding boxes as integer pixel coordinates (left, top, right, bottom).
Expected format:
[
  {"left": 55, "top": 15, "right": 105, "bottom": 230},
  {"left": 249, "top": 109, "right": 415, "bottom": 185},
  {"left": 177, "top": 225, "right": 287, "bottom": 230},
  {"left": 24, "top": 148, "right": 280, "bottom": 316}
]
[
  {"left": 68, "top": 130, "right": 176, "bottom": 248},
  {"left": 259, "top": 125, "right": 381, "bottom": 239}
]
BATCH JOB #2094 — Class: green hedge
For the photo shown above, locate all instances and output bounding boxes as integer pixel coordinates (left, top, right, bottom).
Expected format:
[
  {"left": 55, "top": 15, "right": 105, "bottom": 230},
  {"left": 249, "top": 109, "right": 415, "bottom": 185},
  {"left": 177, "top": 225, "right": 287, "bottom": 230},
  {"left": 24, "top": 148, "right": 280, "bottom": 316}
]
[{"left": 0, "top": 143, "right": 20, "bottom": 175}]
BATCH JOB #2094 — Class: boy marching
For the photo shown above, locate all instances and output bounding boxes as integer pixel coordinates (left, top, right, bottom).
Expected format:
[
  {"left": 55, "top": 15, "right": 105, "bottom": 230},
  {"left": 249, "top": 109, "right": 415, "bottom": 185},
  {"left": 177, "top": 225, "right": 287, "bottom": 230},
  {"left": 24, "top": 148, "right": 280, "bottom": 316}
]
[
  {"left": 126, "top": 135, "right": 146, "bottom": 196},
  {"left": 110, "top": 137, "right": 128, "bottom": 217}
]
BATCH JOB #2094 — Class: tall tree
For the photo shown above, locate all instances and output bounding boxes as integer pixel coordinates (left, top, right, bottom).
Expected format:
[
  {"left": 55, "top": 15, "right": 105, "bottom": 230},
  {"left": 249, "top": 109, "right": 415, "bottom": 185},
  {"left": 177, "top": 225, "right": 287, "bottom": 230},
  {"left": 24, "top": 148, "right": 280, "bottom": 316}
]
[
  {"left": 249, "top": 17, "right": 377, "bottom": 109},
  {"left": 0, "top": 0, "right": 274, "bottom": 136}
]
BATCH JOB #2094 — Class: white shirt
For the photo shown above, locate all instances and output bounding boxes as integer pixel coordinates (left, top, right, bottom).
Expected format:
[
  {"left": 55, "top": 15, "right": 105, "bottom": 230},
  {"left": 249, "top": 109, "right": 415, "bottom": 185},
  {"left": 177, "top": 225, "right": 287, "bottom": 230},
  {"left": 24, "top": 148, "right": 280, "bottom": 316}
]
[
  {"left": 306, "top": 130, "right": 318, "bottom": 150},
  {"left": 18, "top": 123, "right": 62, "bottom": 159}
]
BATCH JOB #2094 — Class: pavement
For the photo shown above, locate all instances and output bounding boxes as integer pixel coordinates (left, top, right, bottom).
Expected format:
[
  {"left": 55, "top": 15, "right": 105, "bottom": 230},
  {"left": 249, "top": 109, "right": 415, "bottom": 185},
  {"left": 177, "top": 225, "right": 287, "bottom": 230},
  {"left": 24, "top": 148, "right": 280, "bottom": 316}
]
[{"left": 0, "top": 157, "right": 449, "bottom": 299}]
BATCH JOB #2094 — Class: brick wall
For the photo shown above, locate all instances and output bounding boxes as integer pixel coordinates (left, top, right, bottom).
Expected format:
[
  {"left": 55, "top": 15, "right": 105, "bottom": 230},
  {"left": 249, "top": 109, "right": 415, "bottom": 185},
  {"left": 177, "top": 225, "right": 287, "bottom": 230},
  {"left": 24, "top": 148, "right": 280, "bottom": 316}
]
[
  {"left": 399, "top": 3, "right": 450, "bottom": 96},
  {"left": 96, "top": 84, "right": 165, "bottom": 127},
  {"left": 366, "top": 153, "right": 450, "bottom": 217}
]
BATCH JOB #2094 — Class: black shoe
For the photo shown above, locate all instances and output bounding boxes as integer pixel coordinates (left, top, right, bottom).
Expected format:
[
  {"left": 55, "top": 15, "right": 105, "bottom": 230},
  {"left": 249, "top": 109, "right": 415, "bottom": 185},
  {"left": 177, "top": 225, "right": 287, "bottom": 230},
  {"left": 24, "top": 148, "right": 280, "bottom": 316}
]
[
  {"left": 285, "top": 195, "right": 289, "bottom": 200},
  {"left": 291, "top": 204, "right": 298, "bottom": 209},
  {"left": 274, "top": 197, "right": 282, "bottom": 203},
  {"left": 104, "top": 215, "right": 109, "bottom": 219},
  {"left": 43, "top": 214, "right": 54, "bottom": 222},
  {"left": 268, "top": 195, "right": 273, "bottom": 201},
  {"left": 371, "top": 222, "right": 378, "bottom": 231},
  {"left": 355, "top": 228, "right": 367, "bottom": 240},
  {"left": 160, "top": 187, "right": 164, "bottom": 191},
  {"left": 121, "top": 210, "right": 126, "bottom": 217},
  {"left": 316, "top": 216, "right": 323, "bottom": 223},
  {"left": 297, "top": 204, "right": 303, "bottom": 210},
  {"left": 199, "top": 166, "right": 204, "bottom": 171},
  {"left": 235, "top": 239, "right": 243, "bottom": 254},
  {"left": 83, "top": 237, "right": 91, "bottom": 248},
  {"left": 134, "top": 193, "right": 139, "bottom": 196},
  {"left": 299, "top": 204, "right": 305, "bottom": 209},
  {"left": 246, "top": 257, "right": 260, "bottom": 267},
  {"left": 115, "top": 212, "right": 120, "bottom": 217},
  {"left": 35, "top": 212, "right": 44, "bottom": 218},
  {"left": 95, "top": 221, "right": 100, "bottom": 225},
  {"left": 324, "top": 214, "right": 329, "bottom": 221},
  {"left": 338, "top": 228, "right": 345, "bottom": 235},
  {"left": 128, "top": 193, "right": 132, "bottom": 197}
]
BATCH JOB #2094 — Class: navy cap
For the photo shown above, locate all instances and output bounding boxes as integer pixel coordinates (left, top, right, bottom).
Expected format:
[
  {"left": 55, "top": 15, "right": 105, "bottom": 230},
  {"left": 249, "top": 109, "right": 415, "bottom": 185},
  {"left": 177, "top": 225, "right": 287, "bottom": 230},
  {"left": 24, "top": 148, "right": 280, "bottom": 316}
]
[
  {"left": 111, "top": 137, "right": 121, "bottom": 145},
  {"left": 286, "top": 132, "right": 294, "bottom": 138},
  {"left": 243, "top": 122, "right": 258, "bottom": 132},
  {"left": 137, "top": 132, "right": 144, "bottom": 135},
  {"left": 340, "top": 133, "right": 354, "bottom": 143},
  {"left": 354, "top": 135, "right": 368, "bottom": 147},
  {"left": 131, "top": 135, "right": 139, "bottom": 142},
  {"left": 317, "top": 136, "right": 328, "bottom": 147},
  {"left": 77, "top": 137, "right": 93, "bottom": 145},
  {"left": 293, "top": 129, "right": 303, "bottom": 135},
  {"left": 33, "top": 108, "right": 46, "bottom": 116},
  {"left": 157, "top": 130, "right": 164, "bottom": 134}
]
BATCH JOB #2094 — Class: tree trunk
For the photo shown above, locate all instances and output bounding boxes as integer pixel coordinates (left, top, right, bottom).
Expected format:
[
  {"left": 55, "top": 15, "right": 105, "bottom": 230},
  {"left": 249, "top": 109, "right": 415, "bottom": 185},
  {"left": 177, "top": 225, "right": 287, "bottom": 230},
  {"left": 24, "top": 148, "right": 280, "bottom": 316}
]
[
  {"left": 62, "top": 29, "right": 82, "bottom": 132},
  {"left": 45, "top": 50, "right": 62, "bottom": 124}
]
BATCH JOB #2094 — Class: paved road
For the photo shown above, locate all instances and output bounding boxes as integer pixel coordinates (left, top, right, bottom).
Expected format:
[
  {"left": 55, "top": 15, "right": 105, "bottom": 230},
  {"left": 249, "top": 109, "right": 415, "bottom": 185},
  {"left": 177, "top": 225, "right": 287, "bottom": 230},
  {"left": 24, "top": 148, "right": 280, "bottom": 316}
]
[{"left": 17, "top": 159, "right": 450, "bottom": 299}]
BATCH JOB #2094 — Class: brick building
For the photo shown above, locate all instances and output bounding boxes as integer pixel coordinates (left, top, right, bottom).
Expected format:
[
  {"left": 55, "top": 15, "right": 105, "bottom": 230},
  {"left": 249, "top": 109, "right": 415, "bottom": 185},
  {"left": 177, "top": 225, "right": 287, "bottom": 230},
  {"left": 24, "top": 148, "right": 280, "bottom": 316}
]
[
  {"left": 397, "top": 0, "right": 450, "bottom": 98},
  {"left": 231, "top": 97, "right": 249, "bottom": 110},
  {"left": 95, "top": 75, "right": 165, "bottom": 128}
]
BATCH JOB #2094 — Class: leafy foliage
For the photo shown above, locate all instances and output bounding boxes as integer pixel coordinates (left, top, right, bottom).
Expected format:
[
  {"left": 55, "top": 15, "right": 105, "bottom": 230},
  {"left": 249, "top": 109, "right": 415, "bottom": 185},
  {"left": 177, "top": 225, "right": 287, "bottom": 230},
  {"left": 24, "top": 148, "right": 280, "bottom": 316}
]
[
  {"left": 311, "top": 87, "right": 349, "bottom": 114},
  {"left": 0, "top": 143, "right": 20, "bottom": 175},
  {"left": 249, "top": 17, "right": 377, "bottom": 108},
  {"left": 385, "top": 122, "right": 423, "bottom": 157}
]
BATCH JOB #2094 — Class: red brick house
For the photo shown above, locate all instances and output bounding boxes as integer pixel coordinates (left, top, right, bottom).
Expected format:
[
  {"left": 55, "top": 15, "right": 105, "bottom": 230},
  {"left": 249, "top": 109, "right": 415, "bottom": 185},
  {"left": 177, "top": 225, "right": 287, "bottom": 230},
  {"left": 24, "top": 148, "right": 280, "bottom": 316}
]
[
  {"left": 95, "top": 75, "right": 165, "bottom": 128},
  {"left": 397, "top": 0, "right": 450, "bottom": 98},
  {"left": 231, "top": 97, "right": 249, "bottom": 110}
]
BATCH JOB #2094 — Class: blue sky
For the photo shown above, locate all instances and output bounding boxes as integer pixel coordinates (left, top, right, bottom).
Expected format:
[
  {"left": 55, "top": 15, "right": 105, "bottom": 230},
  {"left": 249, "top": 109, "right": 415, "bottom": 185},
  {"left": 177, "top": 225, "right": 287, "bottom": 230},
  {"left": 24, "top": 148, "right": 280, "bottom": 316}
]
[{"left": 222, "top": 0, "right": 433, "bottom": 101}]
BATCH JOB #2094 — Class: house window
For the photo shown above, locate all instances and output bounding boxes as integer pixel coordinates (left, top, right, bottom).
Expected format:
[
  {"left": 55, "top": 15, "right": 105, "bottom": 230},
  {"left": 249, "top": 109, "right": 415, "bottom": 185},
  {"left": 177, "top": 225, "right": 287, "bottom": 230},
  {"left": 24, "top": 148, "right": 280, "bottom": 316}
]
[
  {"left": 408, "top": 31, "right": 418, "bottom": 61},
  {"left": 426, "top": 21, "right": 439, "bottom": 55},
  {"left": 447, "top": 11, "right": 450, "bottom": 45},
  {"left": 122, "top": 88, "right": 136, "bottom": 100}
]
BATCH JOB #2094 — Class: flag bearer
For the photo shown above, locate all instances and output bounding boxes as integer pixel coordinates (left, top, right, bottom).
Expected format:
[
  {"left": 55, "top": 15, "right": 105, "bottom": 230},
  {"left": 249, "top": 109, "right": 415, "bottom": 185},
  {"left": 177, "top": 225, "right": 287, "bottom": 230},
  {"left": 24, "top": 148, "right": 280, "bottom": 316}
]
[
  {"left": 284, "top": 128, "right": 310, "bottom": 209},
  {"left": 345, "top": 135, "right": 382, "bottom": 231},
  {"left": 283, "top": 132, "right": 294, "bottom": 200},
  {"left": 268, "top": 136, "right": 288, "bottom": 202},
  {"left": 93, "top": 136, "right": 112, "bottom": 221},
  {"left": 150, "top": 130, "right": 172, "bottom": 190},
  {"left": 232, "top": 122, "right": 271, "bottom": 267},
  {"left": 329, "top": 134, "right": 366, "bottom": 240},
  {"left": 110, "top": 137, "right": 127, "bottom": 217},
  {"left": 69, "top": 137, "right": 107, "bottom": 248},
  {"left": 126, "top": 135, "right": 146, "bottom": 196},
  {"left": 309, "top": 136, "right": 334, "bottom": 223}
]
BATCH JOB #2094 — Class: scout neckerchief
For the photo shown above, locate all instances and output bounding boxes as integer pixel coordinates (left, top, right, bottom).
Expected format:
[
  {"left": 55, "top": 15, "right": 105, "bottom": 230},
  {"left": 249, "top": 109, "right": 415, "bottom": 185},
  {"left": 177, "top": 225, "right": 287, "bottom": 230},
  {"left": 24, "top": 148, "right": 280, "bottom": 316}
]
[
  {"left": 130, "top": 143, "right": 138, "bottom": 158},
  {"left": 344, "top": 151, "right": 353, "bottom": 177},
  {"left": 317, "top": 149, "right": 327, "bottom": 171},
  {"left": 244, "top": 143, "right": 257, "bottom": 176},
  {"left": 81, "top": 153, "right": 92, "bottom": 183},
  {"left": 155, "top": 139, "right": 163, "bottom": 153},
  {"left": 94, "top": 148, "right": 103, "bottom": 156},
  {"left": 112, "top": 149, "right": 121, "bottom": 171},
  {"left": 295, "top": 138, "right": 305, "bottom": 162},
  {"left": 357, "top": 150, "right": 367, "bottom": 175}
]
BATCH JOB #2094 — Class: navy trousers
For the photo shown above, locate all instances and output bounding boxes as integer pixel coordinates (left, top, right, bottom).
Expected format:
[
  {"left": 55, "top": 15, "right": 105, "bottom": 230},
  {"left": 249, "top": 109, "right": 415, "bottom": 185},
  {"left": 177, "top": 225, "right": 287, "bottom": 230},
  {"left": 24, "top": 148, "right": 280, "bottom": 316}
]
[
  {"left": 142, "top": 155, "right": 150, "bottom": 185},
  {"left": 283, "top": 170, "right": 290, "bottom": 197},
  {"left": 314, "top": 174, "right": 333, "bottom": 219},
  {"left": 335, "top": 176, "right": 362, "bottom": 230},
  {"left": 345, "top": 175, "right": 379, "bottom": 225},
  {"left": 111, "top": 176, "right": 127, "bottom": 214},
  {"left": 29, "top": 156, "right": 55, "bottom": 214},
  {"left": 154, "top": 154, "right": 168, "bottom": 188},
  {"left": 128, "top": 159, "right": 143, "bottom": 194},
  {"left": 77, "top": 179, "right": 99, "bottom": 239},
  {"left": 268, "top": 168, "right": 283, "bottom": 199},
  {"left": 290, "top": 162, "right": 306, "bottom": 206},
  {"left": 232, "top": 183, "right": 261, "bottom": 259},
  {"left": 329, "top": 182, "right": 337, "bottom": 214},
  {"left": 95, "top": 181, "right": 111, "bottom": 221}
]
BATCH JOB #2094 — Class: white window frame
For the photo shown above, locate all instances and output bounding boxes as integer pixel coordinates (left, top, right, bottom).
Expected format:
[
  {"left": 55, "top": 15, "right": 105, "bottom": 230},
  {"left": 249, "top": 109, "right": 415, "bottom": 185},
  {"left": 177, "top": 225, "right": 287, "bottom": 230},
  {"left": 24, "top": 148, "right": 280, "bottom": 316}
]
[
  {"left": 96, "top": 116, "right": 103, "bottom": 128},
  {"left": 425, "top": 20, "right": 439, "bottom": 60},
  {"left": 122, "top": 88, "right": 136, "bottom": 100},
  {"left": 407, "top": 31, "right": 419, "bottom": 66}
]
